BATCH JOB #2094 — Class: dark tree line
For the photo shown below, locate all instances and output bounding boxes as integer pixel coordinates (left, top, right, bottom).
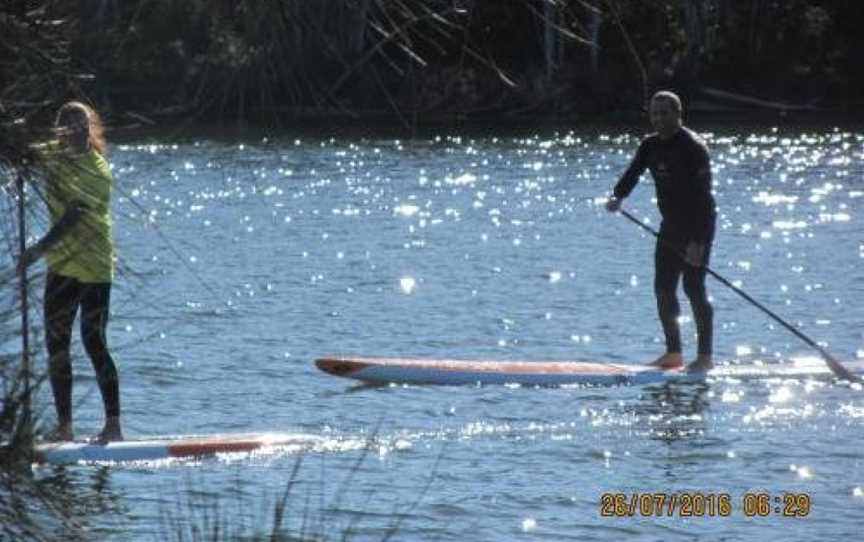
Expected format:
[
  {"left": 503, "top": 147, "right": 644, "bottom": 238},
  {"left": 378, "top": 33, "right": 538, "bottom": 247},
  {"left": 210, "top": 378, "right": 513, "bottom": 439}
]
[{"left": 2, "top": 0, "right": 862, "bottom": 128}]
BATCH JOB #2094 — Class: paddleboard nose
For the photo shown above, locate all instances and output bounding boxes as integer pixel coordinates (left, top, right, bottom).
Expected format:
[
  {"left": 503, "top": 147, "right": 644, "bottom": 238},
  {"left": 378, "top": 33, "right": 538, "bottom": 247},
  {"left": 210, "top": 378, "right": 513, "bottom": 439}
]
[{"left": 316, "top": 358, "right": 366, "bottom": 376}]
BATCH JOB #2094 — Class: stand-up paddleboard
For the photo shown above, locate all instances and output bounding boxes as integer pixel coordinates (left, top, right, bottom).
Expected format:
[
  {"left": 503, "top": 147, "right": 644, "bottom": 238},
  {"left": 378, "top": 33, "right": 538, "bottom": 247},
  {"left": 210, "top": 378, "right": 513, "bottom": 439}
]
[
  {"left": 315, "top": 356, "right": 864, "bottom": 386},
  {"left": 34, "top": 432, "right": 321, "bottom": 465}
]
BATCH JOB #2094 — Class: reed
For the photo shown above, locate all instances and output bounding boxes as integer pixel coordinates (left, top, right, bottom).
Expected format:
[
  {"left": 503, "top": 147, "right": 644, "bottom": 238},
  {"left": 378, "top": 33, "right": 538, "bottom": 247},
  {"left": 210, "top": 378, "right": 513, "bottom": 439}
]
[
  {"left": 0, "top": 3, "right": 96, "bottom": 539},
  {"left": 159, "top": 436, "right": 441, "bottom": 541},
  {"left": 66, "top": 0, "right": 597, "bottom": 124}
]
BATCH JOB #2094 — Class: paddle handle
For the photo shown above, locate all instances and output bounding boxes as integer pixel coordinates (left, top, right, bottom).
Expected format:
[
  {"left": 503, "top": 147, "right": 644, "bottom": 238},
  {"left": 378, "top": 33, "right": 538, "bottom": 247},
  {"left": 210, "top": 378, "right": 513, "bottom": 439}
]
[{"left": 617, "top": 208, "right": 861, "bottom": 383}]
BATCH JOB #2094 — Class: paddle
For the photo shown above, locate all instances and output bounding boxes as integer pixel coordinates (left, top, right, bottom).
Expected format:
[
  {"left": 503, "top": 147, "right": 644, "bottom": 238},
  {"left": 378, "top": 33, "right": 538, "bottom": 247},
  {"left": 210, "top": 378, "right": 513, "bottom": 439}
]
[
  {"left": 16, "top": 169, "right": 34, "bottom": 449},
  {"left": 615, "top": 207, "right": 862, "bottom": 384}
]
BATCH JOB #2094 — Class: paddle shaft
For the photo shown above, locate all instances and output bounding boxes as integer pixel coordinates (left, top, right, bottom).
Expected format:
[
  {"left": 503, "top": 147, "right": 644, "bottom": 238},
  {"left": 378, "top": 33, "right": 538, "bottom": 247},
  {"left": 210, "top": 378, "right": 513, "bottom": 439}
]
[
  {"left": 17, "top": 171, "right": 33, "bottom": 435},
  {"left": 617, "top": 208, "right": 861, "bottom": 383}
]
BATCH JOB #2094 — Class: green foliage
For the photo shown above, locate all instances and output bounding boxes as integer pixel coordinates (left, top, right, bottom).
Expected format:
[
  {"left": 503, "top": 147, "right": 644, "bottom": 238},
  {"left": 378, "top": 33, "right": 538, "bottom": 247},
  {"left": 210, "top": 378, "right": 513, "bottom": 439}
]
[{"left": 4, "top": 1, "right": 864, "bottom": 122}]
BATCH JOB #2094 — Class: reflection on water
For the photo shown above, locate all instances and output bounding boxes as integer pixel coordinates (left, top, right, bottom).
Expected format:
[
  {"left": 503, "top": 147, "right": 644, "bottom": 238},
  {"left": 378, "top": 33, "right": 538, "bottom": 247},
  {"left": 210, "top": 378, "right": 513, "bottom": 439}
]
[
  {"left": 637, "top": 383, "right": 711, "bottom": 443},
  {"left": 24, "top": 466, "right": 125, "bottom": 537},
  {"left": 11, "top": 125, "right": 864, "bottom": 539}
]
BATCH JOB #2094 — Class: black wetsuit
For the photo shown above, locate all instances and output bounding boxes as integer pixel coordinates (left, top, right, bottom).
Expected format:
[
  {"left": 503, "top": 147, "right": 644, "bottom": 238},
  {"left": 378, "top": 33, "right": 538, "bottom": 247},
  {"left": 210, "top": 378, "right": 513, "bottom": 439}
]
[
  {"left": 45, "top": 274, "right": 120, "bottom": 426},
  {"left": 613, "top": 127, "right": 716, "bottom": 356}
]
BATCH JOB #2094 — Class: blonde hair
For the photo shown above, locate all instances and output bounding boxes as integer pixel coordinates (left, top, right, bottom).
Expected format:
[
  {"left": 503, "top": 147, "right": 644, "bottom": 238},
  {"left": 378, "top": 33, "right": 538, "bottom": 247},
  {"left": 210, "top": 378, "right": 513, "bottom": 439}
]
[{"left": 55, "top": 101, "right": 107, "bottom": 156}]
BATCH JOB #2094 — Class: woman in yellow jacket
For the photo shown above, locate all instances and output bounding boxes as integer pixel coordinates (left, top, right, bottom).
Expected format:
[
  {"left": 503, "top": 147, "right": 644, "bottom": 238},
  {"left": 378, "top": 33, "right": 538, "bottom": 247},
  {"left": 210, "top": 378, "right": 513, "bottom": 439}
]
[{"left": 18, "top": 101, "right": 123, "bottom": 442}]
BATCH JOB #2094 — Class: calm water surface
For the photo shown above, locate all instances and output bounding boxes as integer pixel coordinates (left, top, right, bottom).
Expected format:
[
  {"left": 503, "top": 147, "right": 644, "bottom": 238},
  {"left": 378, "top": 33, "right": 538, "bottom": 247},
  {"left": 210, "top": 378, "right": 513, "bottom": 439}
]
[{"left": 18, "top": 124, "right": 864, "bottom": 540}]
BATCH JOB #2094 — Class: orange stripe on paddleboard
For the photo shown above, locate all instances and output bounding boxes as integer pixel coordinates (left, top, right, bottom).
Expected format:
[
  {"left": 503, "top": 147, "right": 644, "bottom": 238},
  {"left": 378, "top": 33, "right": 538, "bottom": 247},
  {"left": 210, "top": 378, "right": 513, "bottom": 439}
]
[{"left": 167, "top": 439, "right": 264, "bottom": 457}]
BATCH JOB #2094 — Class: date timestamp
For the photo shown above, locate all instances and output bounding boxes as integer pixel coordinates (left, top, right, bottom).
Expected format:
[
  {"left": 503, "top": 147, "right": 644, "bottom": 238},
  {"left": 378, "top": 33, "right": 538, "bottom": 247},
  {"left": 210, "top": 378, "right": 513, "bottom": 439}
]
[{"left": 599, "top": 492, "right": 811, "bottom": 518}]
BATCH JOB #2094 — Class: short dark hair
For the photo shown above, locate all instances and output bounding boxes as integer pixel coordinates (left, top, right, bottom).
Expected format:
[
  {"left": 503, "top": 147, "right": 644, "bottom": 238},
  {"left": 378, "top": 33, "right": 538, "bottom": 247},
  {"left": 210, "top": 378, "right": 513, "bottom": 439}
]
[{"left": 650, "top": 91, "right": 682, "bottom": 114}]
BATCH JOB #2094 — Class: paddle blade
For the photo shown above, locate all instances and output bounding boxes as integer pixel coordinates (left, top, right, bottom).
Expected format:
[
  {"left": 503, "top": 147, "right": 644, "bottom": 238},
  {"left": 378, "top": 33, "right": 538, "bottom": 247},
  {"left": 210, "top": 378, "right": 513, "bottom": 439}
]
[{"left": 822, "top": 352, "right": 863, "bottom": 384}]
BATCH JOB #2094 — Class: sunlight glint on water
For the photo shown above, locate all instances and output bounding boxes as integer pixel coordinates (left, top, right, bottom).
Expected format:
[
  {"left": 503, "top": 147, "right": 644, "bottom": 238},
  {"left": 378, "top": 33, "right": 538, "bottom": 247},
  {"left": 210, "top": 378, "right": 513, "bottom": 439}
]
[{"left": 22, "top": 128, "right": 863, "bottom": 540}]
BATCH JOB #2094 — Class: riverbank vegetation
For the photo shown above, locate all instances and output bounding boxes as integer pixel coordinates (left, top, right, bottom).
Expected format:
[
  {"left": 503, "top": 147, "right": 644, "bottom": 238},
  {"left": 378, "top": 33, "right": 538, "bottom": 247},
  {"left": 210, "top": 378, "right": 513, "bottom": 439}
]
[{"left": 2, "top": 1, "right": 862, "bottom": 131}]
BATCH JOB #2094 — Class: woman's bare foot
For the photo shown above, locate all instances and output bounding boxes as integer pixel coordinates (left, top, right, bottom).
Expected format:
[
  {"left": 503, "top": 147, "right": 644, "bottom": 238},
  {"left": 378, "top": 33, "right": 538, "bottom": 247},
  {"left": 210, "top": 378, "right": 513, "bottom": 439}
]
[
  {"left": 686, "top": 354, "right": 714, "bottom": 373},
  {"left": 648, "top": 352, "right": 684, "bottom": 369},
  {"left": 93, "top": 416, "right": 124, "bottom": 443},
  {"left": 45, "top": 422, "right": 74, "bottom": 442}
]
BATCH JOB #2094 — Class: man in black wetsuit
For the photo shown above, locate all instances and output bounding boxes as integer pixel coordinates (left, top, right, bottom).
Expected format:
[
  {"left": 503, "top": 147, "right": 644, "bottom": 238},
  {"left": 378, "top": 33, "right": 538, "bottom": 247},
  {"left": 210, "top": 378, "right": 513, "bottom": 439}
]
[{"left": 605, "top": 91, "right": 716, "bottom": 373}]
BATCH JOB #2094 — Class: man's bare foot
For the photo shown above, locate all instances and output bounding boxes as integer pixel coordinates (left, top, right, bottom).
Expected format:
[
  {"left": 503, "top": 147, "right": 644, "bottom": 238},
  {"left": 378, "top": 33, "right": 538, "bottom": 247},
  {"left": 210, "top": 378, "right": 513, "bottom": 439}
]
[
  {"left": 93, "top": 416, "right": 124, "bottom": 444},
  {"left": 686, "top": 354, "right": 714, "bottom": 373},
  {"left": 45, "top": 423, "right": 74, "bottom": 442},
  {"left": 648, "top": 352, "right": 684, "bottom": 369}
]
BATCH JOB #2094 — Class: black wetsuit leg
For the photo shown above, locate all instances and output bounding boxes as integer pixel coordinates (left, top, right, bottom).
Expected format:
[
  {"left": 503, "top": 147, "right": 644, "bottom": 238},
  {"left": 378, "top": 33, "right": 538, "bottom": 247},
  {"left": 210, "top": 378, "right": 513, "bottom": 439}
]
[
  {"left": 654, "top": 225, "right": 715, "bottom": 356},
  {"left": 45, "top": 273, "right": 79, "bottom": 425},
  {"left": 79, "top": 282, "right": 120, "bottom": 418},
  {"left": 654, "top": 236, "right": 683, "bottom": 354},
  {"left": 683, "top": 240, "right": 713, "bottom": 356},
  {"left": 45, "top": 274, "right": 121, "bottom": 423}
]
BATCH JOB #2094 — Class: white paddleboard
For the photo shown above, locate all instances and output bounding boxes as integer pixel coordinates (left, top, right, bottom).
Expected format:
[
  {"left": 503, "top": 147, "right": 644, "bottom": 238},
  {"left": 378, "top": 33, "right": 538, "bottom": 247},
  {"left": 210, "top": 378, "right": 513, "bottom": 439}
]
[
  {"left": 34, "top": 432, "right": 320, "bottom": 465},
  {"left": 315, "top": 356, "right": 864, "bottom": 386}
]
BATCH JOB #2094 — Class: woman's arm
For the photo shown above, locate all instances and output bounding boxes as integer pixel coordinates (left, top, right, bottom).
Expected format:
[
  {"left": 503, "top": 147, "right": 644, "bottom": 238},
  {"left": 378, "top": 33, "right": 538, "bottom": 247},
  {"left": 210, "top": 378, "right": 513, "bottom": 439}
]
[{"left": 17, "top": 200, "right": 85, "bottom": 273}]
